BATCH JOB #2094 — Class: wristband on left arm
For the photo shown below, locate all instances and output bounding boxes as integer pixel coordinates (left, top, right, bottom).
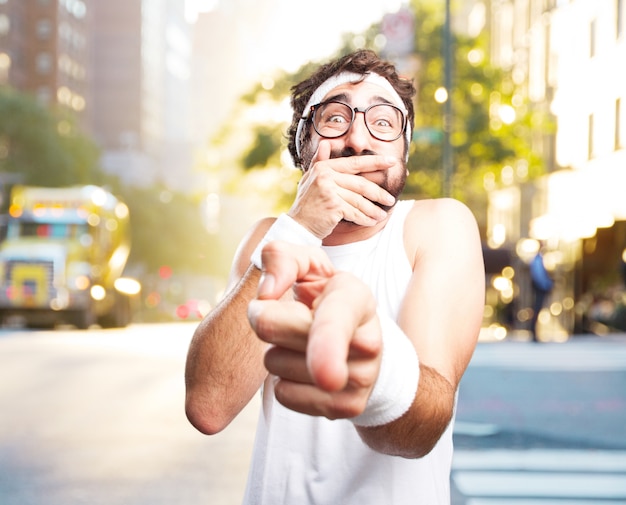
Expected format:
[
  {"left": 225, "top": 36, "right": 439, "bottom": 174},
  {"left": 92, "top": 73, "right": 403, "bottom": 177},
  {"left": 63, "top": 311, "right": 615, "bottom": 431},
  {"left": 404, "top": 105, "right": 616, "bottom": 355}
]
[{"left": 351, "top": 312, "right": 420, "bottom": 428}]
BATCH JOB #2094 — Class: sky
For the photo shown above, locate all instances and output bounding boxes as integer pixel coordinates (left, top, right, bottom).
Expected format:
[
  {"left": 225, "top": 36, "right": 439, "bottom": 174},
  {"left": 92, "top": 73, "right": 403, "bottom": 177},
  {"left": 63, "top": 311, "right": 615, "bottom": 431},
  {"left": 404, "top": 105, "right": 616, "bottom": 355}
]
[
  {"left": 186, "top": 0, "right": 408, "bottom": 74},
  {"left": 185, "top": 0, "right": 411, "bottom": 144}
]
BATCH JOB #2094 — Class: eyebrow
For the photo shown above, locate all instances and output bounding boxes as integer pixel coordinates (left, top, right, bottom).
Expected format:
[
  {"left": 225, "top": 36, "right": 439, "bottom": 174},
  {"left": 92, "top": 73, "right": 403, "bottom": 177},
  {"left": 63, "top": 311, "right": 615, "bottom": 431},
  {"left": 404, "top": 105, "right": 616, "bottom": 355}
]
[{"left": 323, "top": 92, "right": 394, "bottom": 106}]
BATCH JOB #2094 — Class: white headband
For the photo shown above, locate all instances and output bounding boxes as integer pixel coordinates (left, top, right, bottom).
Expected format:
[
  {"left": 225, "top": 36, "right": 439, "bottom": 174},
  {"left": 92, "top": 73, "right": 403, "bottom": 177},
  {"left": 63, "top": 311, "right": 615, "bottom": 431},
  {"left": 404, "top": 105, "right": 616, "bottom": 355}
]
[{"left": 294, "top": 71, "right": 412, "bottom": 159}]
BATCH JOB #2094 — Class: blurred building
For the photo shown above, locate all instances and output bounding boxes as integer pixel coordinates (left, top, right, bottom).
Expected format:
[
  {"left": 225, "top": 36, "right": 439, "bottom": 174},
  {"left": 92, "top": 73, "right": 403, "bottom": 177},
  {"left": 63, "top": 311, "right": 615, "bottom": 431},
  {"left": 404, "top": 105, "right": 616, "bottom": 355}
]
[
  {"left": 0, "top": 0, "right": 198, "bottom": 192},
  {"left": 486, "top": 0, "right": 626, "bottom": 337},
  {"left": 190, "top": 8, "right": 241, "bottom": 147},
  {"left": 189, "top": 0, "right": 288, "bottom": 146},
  {"left": 0, "top": 0, "right": 91, "bottom": 127},
  {"left": 91, "top": 0, "right": 196, "bottom": 191}
]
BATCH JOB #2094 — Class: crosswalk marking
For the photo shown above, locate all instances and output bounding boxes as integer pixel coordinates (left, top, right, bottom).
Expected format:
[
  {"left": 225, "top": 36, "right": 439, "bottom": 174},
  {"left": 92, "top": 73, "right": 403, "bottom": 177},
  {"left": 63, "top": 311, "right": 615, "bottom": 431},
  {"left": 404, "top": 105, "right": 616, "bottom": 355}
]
[
  {"left": 454, "top": 471, "right": 626, "bottom": 499},
  {"left": 466, "top": 500, "right": 626, "bottom": 505},
  {"left": 452, "top": 449, "right": 626, "bottom": 503},
  {"left": 454, "top": 421, "right": 501, "bottom": 437},
  {"left": 468, "top": 341, "right": 626, "bottom": 371},
  {"left": 453, "top": 449, "right": 626, "bottom": 472}
]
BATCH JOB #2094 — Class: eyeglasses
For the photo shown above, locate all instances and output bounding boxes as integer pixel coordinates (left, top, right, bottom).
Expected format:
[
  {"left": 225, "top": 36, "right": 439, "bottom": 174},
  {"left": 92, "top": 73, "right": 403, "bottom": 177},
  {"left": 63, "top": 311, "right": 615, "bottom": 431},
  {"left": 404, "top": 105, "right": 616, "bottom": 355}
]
[{"left": 306, "top": 100, "right": 407, "bottom": 143}]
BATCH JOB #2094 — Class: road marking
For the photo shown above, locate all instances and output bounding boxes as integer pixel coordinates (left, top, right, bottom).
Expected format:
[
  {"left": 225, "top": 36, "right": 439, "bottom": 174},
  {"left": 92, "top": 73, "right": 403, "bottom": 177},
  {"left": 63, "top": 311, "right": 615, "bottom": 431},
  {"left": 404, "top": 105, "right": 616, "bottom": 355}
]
[
  {"left": 453, "top": 449, "right": 626, "bottom": 503},
  {"left": 454, "top": 421, "right": 500, "bottom": 437},
  {"left": 469, "top": 341, "right": 626, "bottom": 371},
  {"left": 453, "top": 449, "right": 626, "bottom": 472},
  {"left": 466, "top": 500, "right": 626, "bottom": 505},
  {"left": 454, "top": 472, "right": 626, "bottom": 499}
]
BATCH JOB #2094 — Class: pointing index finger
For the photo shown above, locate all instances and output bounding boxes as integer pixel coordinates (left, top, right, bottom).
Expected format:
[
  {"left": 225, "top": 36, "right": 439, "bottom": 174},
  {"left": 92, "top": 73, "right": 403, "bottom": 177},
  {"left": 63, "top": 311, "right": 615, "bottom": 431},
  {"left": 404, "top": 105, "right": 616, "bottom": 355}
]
[
  {"left": 305, "top": 274, "right": 376, "bottom": 392},
  {"left": 306, "top": 292, "right": 352, "bottom": 391}
]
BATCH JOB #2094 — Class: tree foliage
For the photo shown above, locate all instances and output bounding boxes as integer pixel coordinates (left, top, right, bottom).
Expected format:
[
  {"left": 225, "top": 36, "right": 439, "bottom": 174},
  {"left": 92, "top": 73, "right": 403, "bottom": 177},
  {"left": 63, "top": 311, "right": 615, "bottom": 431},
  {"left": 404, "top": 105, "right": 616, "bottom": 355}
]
[
  {"left": 241, "top": 124, "right": 285, "bottom": 170},
  {"left": 202, "top": 1, "right": 552, "bottom": 232},
  {"left": 404, "top": 0, "right": 551, "bottom": 225},
  {"left": 0, "top": 87, "right": 102, "bottom": 187},
  {"left": 101, "top": 181, "right": 220, "bottom": 277},
  {"left": 0, "top": 87, "right": 219, "bottom": 278}
]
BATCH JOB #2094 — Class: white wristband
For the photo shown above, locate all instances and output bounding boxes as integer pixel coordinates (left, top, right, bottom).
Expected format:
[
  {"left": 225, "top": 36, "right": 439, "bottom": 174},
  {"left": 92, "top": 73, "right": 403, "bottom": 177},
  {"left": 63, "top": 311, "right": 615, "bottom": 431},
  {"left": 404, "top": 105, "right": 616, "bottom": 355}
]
[
  {"left": 250, "top": 213, "right": 322, "bottom": 270},
  {"left": 351, "top": 313, "right": 420, "bottom": 427}
]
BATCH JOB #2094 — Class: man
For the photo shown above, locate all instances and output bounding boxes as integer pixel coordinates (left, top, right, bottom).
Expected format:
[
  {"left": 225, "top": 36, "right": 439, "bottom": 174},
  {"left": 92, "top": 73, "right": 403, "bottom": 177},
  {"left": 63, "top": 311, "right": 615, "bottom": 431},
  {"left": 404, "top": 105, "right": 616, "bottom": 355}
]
[{"left": 185, "top": 50, "right": 485, "bottom": 504}]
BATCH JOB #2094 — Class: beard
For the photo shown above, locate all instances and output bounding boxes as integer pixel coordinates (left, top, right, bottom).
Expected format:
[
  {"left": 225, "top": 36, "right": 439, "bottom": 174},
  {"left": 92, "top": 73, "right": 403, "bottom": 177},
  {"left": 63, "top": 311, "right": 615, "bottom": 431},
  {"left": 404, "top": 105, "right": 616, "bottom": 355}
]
[{"left": 329, "top": 147, "right": 407, "bottom": 212}]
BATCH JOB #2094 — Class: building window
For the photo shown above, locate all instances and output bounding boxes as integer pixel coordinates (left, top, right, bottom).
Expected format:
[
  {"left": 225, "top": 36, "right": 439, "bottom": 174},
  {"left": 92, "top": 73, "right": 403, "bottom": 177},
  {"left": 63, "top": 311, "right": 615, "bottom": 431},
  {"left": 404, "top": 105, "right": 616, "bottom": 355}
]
[
  {"left": 590, "top": 19, "right": 596, "bottom": 58},
  {"left": 61, "top": 0, "right": 87, "bottom": 19},
  {"left": 617, "top": 98, "right": 623, "bottom": 150},
  {"left": 36, "top": 19, "right": 53, "bottom": 40},
  {"left": 35, "top": 52, "right": 52, "bottom": 74},
  {"left": 37, "top": 86, "right": 52, "bottom": 105},
  {"left": 0, "top": 52, "right": 10, "bottom": 84},
  {"left": 0, "top": 14, "right": 9, "bottom": 36},
  {"left": 544, "top": 0, "right": 557, "bottom": 11},
  {"left": 588, "top": 113, "right": 595, "bottom": 159}
]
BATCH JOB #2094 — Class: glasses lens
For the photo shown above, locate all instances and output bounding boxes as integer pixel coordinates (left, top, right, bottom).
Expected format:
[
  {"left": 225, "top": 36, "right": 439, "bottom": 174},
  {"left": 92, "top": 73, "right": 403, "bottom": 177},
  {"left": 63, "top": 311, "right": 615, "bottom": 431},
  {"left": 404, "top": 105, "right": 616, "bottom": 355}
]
[
  {"left": 311, "top": 102, "right": 406, "bottom": 141},
  {"left": 313, "top": 102, "right": 353, "bottom": 138},
  {"left": 365, "top": 104, "right": 404, "bottom": 141}
]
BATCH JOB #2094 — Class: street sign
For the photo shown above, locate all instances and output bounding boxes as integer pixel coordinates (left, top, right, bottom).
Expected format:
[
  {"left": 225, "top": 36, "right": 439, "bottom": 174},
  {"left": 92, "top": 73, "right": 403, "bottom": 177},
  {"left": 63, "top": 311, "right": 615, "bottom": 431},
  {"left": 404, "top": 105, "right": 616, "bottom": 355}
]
[
  {"left": 413, "top": 127, "right": 443, "bottom": 145},
  {"left": 381, "top": 7, "right": 415, "bottom": 58}
]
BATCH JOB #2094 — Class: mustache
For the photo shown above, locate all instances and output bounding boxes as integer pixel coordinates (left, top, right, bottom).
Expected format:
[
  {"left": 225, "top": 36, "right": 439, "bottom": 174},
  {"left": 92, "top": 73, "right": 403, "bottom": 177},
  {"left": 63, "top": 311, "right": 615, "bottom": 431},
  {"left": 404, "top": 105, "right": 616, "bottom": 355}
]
[{"left": 329, "top": 148, "right": 378, "bottom": 159}]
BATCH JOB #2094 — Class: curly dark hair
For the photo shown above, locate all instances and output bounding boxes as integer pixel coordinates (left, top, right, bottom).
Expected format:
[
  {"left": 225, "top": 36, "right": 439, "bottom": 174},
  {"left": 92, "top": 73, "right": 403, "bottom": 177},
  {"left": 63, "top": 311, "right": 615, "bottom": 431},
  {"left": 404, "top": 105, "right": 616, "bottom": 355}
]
[{"left": 287, "top": 49, "right": 416, "bottom": 169}]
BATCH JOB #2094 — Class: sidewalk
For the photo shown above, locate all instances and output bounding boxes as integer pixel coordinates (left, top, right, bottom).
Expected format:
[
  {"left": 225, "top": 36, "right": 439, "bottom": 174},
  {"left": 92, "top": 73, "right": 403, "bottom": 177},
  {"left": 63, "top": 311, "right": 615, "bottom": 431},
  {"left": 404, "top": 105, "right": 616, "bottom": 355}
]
[{"left": 479, "top": 325, "right": 626, "bottom": 344}]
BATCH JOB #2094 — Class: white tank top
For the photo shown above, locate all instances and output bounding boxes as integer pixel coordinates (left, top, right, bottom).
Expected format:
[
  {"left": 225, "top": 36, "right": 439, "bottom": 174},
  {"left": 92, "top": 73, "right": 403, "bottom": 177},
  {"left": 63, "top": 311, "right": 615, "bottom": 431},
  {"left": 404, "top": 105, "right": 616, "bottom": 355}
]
[{"left": 243, "top": 200, "right": 454, "bottom": 505}]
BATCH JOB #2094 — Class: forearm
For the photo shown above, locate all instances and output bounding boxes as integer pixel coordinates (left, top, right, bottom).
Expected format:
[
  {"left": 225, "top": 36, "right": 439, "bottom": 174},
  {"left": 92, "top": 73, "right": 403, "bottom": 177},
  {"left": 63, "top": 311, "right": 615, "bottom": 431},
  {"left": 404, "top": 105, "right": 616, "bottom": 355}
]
[
  {"left": 185, "top": 265, "right": 268, "bottom": 435},
  {"left": 356, "top": 364, "right": 456, "bottom": 459}
]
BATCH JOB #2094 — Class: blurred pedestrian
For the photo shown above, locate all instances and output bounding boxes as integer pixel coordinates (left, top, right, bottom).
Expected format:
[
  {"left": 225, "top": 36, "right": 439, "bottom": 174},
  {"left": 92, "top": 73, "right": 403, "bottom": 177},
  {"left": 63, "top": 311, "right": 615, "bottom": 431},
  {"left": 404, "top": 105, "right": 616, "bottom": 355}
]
[
  {"left": 184, "top": 50, "right": 485, "bottom": 504},
  {"left": 621, "top": 248, "right": 626, "bottom": 288},
  {"left": 529, "top": 246, "right": 554, "bottom": 342}
]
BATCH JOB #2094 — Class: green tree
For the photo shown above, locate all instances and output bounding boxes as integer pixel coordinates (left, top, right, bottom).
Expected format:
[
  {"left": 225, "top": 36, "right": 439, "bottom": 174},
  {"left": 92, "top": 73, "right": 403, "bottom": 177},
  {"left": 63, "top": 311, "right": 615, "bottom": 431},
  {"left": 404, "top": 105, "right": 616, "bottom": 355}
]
[
  {"left": 404, "top": 0, "right": 551, "bottom": 226},
  {"left": 0, "top": 87, "right": 102, "bottom": 186},
  {"left": 241, "top": 124, "right": 285, "bottom": 170},
  {"left": 201, "top": 1, "right": 551, "bottom": 232},
  {"left": 109, "top": 183, "right": 220, "bottom": 277}
]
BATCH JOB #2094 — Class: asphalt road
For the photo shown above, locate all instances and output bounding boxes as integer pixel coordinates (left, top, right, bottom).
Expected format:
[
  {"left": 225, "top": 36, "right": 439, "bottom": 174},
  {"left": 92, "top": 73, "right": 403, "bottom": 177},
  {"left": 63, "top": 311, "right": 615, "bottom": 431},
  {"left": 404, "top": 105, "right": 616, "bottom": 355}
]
[
  {"left": 456, "top": 337, "right": 626, "bottom": 449},
  {"left": 1, "top": 324, "right": 625, "bottom": 504},
  {"left": 451, "top": 335, "right": 626, "bottom": 504},
  {"left": 0, "top": 323, "right": 260, "bottom": 505}
]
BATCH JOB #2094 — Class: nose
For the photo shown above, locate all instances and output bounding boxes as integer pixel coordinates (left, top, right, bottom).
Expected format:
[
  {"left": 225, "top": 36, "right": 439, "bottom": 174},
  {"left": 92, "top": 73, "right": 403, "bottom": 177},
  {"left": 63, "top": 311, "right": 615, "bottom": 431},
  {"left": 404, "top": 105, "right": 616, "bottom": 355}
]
[{"left": 343, "top": 110, "right": 373, "bottom": 153}]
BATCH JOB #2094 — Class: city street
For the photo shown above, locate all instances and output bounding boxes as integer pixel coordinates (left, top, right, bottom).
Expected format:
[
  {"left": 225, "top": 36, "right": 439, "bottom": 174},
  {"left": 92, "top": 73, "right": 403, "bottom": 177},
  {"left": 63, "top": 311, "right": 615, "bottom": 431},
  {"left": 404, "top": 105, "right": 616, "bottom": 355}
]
[
  {"left": 452, "top": 336, "right": 626, "bottom": 504},
  {"left": 0, "top": 323, "right": 260, "bottom": 505},
  {"left": 0, "top": 323, "right": 625, "bottom": 504}
]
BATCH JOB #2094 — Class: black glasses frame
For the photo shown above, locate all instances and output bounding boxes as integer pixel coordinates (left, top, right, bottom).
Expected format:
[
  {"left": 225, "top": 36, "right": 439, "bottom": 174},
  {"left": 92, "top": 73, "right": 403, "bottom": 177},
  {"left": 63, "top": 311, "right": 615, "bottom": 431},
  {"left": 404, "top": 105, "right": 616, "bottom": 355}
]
[{"left": 306, "top": 100, "right": 407, "bottom": 143}]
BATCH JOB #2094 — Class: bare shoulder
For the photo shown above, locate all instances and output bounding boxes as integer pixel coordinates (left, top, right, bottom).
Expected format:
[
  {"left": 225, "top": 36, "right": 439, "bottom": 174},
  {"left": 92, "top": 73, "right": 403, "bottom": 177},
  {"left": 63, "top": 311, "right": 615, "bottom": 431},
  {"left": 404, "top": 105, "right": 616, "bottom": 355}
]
[
  {"left": 404, "top": 198, "right": 481, "bottom": 259},
  {"left": 407, "top": 197, "right": 477, "bottom": 226}
]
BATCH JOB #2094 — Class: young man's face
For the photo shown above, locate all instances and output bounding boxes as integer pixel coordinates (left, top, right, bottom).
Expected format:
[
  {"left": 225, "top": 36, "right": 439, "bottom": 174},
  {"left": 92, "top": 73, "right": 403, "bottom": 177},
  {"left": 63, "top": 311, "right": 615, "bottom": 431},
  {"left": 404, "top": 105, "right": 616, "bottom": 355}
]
[{"left": 300, "top": 80, "right": 409, "bottom": 206}]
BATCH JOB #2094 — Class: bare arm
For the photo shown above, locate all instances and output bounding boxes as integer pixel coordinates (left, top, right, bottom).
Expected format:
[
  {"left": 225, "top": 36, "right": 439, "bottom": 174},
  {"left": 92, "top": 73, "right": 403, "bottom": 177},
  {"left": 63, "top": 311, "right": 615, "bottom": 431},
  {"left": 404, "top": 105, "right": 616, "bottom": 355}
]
[
  {"left": 356, "top": 199, "right": 485, "bottom": 457},
  {"left": 184, "top": 142, "right": 396, "bottom": 436},
  {"left": 249, "top": 199, "right": 484, "bottom": 458},
  {"left": 184, "top": 221, "right": 273, "bottom": 435}
]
